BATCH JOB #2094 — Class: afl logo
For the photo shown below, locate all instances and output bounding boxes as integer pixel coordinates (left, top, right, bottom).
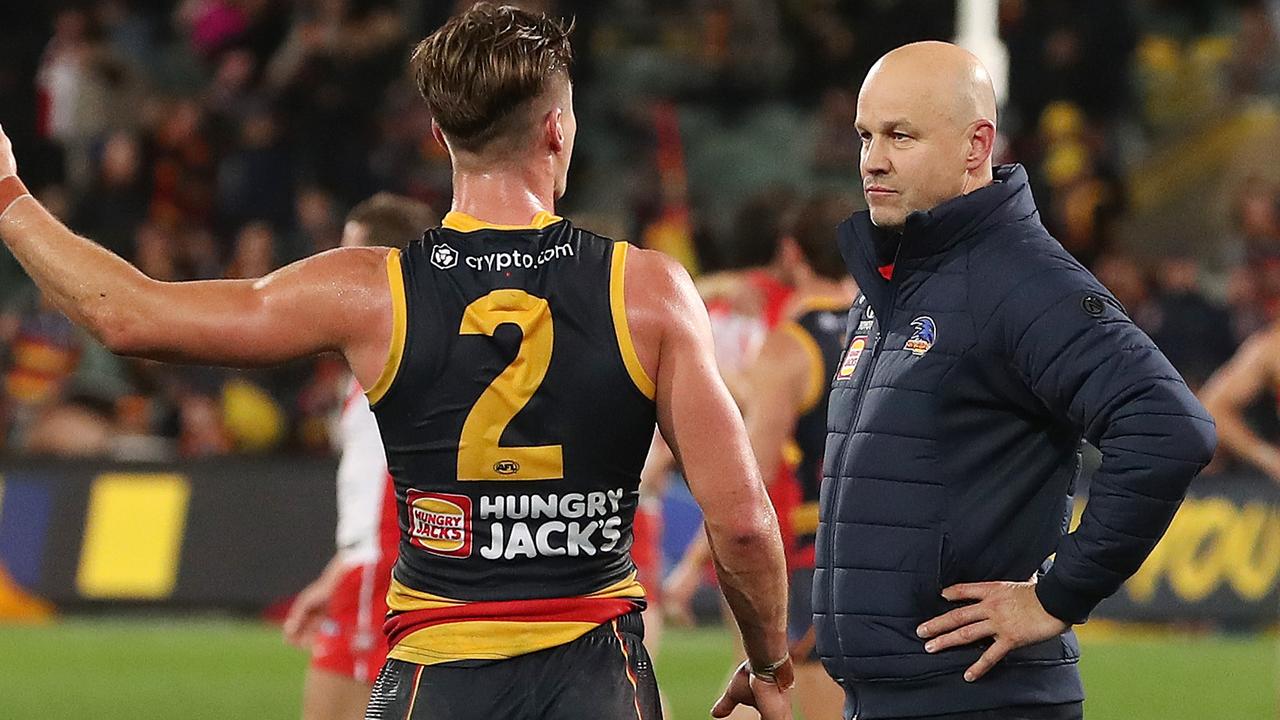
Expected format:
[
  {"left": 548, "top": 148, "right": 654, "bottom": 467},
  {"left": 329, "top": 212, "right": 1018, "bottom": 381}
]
[
  {"left": 905, "top": 316, "right": 936, "bottom": 357},
  {"left": 494, "top": 460, "right": 520, "bottom": 476}
]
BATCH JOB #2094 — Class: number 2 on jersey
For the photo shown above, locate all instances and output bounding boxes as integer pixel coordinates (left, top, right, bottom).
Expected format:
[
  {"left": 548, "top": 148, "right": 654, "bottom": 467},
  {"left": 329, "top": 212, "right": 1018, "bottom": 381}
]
[{"left": 457, "top": 289, "right": 564, "bottom": 481}]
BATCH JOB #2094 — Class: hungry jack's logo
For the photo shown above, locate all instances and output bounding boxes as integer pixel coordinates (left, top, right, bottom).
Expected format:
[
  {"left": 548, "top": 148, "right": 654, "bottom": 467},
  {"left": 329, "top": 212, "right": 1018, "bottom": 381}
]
[
  {"left": 407, "top": 490, "right": 472, "bottom": 558},
  {"left": 838, "top": 336, "right": 868, "bottom": 379}
]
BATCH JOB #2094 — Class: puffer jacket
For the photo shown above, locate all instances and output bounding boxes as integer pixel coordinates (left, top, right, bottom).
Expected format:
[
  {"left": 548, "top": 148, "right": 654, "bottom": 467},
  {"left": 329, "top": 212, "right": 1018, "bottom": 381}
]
[{"left": 815, "top": 164, "right": 1216, "bottom": 718}]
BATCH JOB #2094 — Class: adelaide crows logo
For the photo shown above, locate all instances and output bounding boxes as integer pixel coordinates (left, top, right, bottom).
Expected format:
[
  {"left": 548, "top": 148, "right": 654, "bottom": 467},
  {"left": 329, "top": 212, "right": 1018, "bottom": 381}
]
[{"left": 905, "top": 316, "right": 936, "bottom": 357}]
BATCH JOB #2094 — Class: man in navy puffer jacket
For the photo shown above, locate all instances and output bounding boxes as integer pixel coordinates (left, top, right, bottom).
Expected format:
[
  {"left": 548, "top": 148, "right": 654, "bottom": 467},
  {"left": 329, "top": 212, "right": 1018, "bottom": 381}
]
[{"left": 816, "top": 42, "right": 1217, "bottom": 720}]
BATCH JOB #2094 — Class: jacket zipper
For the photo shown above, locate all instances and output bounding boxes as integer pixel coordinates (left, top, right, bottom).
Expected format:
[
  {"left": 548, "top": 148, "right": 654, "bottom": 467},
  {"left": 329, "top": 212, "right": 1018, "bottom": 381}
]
[{"left": 824, "top": 280, "right": 898, "bottom": 655}]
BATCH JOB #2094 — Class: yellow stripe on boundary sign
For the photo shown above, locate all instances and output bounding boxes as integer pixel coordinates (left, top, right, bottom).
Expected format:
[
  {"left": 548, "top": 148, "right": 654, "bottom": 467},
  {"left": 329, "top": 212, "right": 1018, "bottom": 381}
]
[{"left": 77, "top": 474, "right": 190, "bottom": 600}]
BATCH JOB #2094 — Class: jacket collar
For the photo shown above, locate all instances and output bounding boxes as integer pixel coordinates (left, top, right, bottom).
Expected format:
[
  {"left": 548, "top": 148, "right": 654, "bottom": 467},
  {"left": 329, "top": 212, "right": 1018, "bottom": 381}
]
[{"left": 837, "top": 164, "right": 1040, "bottom": 315}]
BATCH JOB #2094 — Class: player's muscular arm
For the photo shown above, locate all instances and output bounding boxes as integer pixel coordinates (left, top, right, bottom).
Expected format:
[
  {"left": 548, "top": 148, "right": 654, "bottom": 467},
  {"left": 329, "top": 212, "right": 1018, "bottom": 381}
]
[
  {"left": 625, "top": 248, "right": 789, "bottom": 669},
  {"left": 1201, "top": 329, "right": 1280, "bottom": 482},
  {"left": 0, "top": 131, "right": 391, "bottom": 388},
  {"left": 663, "top": 329, "right": 808, "bottom": 615}
]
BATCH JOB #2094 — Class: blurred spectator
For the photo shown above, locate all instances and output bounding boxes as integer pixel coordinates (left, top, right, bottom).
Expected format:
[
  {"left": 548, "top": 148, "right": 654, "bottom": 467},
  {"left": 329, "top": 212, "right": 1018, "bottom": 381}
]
[
  {"left": 37, "top": 7, "right": 141, "bottom": 188},
  {"left": 1, "top": 293, "right": 84, "bottom": 446},
  {"left": 225, "top": 221, "right": 278, "bottom": 279},
  {"left": 148, "top": 98, "right": 217, "bottom": 229},
  {"left": 1142, "top": 255, "right": 1236, "bottom": 390},
  {"left": 1002, "top": 0, "right": 1138, "bottom": 131},
  {"left": 1228, "top": 178, "right": 1280, "bottom": 262},
  {"left": 1228, "top": 0, "right": 1280, "bottom": 96},
  {"left": 1094, "top": 254, "right": 1154, "bottom": 323},
  {"left": 215, "top": 106, "right": 295, "bottom": 231},
  {"left": 1226, "top": 263, "right": 1269, "bottom": 342},
  {"left": 284, "top": 186, "right": 341, "bottom": 261},
  {"left": 176, "top": 0, "right": 249, "bottom": 59},
  {"left": 72, "top": 130, "right": 149, "bottom": 256},
  {"left": 810, "top": 87, "right": 860, "bottom": 177}
]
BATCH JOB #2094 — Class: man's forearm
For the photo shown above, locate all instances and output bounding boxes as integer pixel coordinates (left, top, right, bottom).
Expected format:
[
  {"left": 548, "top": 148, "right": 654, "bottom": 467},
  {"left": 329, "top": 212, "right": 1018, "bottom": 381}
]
[
  {"left": 1037, "top": 409, "right": 1216, "bottom": 624},
  {"left": 707, "top": 517, "right": 790, "bottom": 667},
  {"left": 0, "top": 186, "right": 150, "bottom": 344}
]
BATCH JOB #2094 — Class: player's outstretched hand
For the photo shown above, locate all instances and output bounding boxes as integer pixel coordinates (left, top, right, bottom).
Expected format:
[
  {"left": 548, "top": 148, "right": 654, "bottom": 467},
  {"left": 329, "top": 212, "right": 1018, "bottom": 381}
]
[
  {"left": 0, "top": 124, "right": 16, "bottom": 179},
  {"left": 710, "top": 662, "right": 791, "bottom": 720},
  {"left": 916, "top": 580, "right": 1069, "bottom": 682}
]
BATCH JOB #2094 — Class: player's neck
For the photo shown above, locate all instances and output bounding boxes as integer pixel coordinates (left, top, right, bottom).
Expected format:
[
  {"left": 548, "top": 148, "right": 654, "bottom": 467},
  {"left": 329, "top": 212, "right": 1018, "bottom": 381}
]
[{"left": 449, "top": 166, "right": 557, "bottom": 226}]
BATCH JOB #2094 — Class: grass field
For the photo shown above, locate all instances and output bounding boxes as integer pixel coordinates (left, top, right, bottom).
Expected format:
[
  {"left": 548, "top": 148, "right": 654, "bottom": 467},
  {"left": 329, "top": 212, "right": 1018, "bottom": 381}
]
[{"left": 0, "top": 619, "right": 1273, "bottom": 719}]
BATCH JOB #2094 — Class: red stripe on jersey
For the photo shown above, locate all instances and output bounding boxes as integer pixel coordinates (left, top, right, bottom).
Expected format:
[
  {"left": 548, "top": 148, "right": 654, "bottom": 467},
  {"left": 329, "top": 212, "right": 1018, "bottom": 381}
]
[{"left": 384, "top": 596, "right": 638, "bottom": 650}]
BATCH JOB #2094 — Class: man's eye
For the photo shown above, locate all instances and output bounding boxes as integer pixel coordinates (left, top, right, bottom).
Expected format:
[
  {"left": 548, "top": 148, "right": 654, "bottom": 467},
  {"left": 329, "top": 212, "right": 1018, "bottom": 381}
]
[{"left": 892, "top": 132, "right": 911, "bottom": 141}]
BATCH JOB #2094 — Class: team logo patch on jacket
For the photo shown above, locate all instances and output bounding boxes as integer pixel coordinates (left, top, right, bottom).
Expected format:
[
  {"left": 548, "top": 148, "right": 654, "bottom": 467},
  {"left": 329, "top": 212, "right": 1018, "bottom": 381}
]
[{"left": 905, "top": 316, "right": 936, "bottom": 357}]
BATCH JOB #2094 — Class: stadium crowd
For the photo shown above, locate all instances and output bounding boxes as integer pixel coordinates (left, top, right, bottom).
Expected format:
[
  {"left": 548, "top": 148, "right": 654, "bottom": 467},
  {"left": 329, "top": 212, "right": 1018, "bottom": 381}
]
[{"left": 0, "top": 0, "right": 1276, "bottom": 459}]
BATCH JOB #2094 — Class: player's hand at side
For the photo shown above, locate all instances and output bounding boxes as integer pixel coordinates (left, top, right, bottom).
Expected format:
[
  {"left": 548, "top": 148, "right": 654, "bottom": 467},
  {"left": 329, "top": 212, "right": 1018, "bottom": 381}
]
[
  {"left": 283, "top": 570, "right": 343, "bottom": 649},
  {"left": 661, "top": 556, "right": 701, "bottom": 627},
  {"left": 0, "top": 124, "right": 16, "bottom": 179},
  {"left": 916, "top": 580, "right": 1069, "bottom": 682},
  {"left": 711, "top": 662, "right": 792, "bottom": 720}
]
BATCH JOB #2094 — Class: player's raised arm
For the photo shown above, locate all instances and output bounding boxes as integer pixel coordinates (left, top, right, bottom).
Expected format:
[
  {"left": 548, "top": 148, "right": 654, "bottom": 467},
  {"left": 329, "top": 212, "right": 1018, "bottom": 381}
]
[
  {"left": 0, "top": 126, "right": 391, "bottom": 386},
  {"left": 624, "top": 247, "right": 792, "bottom": 719}
]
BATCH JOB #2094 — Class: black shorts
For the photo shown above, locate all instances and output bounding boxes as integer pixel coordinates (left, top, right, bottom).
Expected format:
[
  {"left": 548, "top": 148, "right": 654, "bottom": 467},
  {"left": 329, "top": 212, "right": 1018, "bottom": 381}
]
[
  {"left": 364, "top": 612, "right": 661, "bottom": 720},
  {"left": 787, "top": 566, "right": 819, "bottom": 663}
]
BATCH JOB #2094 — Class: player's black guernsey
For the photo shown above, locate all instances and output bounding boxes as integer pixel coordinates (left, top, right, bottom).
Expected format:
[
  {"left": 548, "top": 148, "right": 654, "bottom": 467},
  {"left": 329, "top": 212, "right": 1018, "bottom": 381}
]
[
  {"left": 366, "top": 211, "right": 657, "bottom": 665},
  {"left": 782, "top": 299, "right": 851, "bottom": 568}
]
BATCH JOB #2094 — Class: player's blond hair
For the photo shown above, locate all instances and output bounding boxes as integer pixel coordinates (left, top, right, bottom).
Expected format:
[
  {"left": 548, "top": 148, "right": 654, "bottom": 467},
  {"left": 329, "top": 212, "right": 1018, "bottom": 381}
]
[{"left": 410, "top": 3, "right": 573, "bottom": 154}]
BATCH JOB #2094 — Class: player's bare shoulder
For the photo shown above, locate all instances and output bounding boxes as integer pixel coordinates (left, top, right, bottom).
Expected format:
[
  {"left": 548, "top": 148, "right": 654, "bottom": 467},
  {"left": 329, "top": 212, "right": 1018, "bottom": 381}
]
[
  {"left": 277, "top": 244, "right": 399, "bottom": 389},
  {"left": 622, "top": 246, "right": 707, "bottom": 367},
  {"left": 623, "top": 246, "right": 703, "bottom": 325}
]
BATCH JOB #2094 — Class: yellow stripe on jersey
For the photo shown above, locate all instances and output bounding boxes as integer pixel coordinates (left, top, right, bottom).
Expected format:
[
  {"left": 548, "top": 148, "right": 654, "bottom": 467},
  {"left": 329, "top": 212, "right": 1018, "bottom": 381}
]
[
  {"left": 386, "top": 578, "right": 467, "bottom": 613},
  {"left": 585, "top": 571, "right": 648, "bottom": 600},
  {"left": 791, "top": 501, "right": 820, "bottom": 536},
  {"left": 389, "top": 620, "right": 605, "bottom": 665},
  {"left": 779, "top": 322, "right": 826, "bottom": 414},
  {"left": 441, "top": 210, "right": 563, "bottom": 232},
  {"left": 365, "top": 249, "right": 406, "bottom": 406},
  {"left": 609, "top": 242, "right": 656, "bottom": 400}
]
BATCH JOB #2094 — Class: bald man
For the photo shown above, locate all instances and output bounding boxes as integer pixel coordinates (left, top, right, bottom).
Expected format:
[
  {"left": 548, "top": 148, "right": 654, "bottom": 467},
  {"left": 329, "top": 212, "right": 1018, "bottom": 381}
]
[{"left": 816, "top": 42, "right": 1215, "bottom": 719}]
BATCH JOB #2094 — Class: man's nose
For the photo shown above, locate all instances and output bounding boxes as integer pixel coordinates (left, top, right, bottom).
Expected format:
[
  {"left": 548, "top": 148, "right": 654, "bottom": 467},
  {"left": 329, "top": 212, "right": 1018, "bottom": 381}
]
[{"left": 861, "top": 138, "right": 890, "bottom": 176}]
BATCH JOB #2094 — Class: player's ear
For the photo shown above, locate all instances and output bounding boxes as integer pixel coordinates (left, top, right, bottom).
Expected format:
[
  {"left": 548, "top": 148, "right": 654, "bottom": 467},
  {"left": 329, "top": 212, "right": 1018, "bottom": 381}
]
[
  {"left": 431, "top": 120, "right": 449, "bottom": 151},
  {"left": 546, "top": 108, "right": 566, "bottom": 154},
  {"left": 965, "top": 119, "right": 996, "bottom": 171}
]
